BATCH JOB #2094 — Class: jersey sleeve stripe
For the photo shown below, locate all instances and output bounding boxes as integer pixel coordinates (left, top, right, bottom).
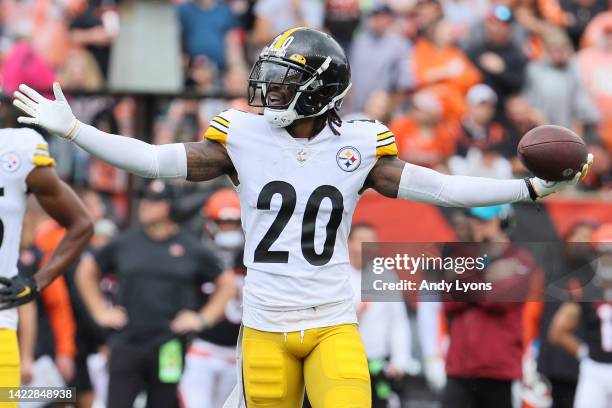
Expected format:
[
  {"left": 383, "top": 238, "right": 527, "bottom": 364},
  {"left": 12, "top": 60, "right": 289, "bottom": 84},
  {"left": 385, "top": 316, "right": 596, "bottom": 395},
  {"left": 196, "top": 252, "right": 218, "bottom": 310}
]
[
  {"left": 213, "top": 115, "right": 229, "bottom": 127},
  {"left": 213, "top": 116, "right": 230, "bottom": 128},
  {"left": 32, "top": 154, "right": 56, "bottom": 167},
  {"left": 35, "top": 143, "right": 49, "bottom": 152},
  {"left": 211, "top": 121, "right": 229, "bottom": 134},
  {"left": 376, "top": 134, "right": 395, "bottom": 144},
  {"left": 377, "top": 130, "right": 394, "bottom": 139},
  {"left": 209, "top": 123, "right": 228, "bottom": 135},
  {"left": 376, "top": 139, "right": 396, "bottom": 148}
]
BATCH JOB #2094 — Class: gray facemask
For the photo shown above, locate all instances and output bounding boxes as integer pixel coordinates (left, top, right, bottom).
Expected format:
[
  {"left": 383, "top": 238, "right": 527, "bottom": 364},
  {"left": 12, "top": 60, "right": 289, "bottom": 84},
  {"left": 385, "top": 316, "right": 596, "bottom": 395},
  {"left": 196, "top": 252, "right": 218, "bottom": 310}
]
[{"left": 214, "top": 230, "right": 244, "bottom": 249}]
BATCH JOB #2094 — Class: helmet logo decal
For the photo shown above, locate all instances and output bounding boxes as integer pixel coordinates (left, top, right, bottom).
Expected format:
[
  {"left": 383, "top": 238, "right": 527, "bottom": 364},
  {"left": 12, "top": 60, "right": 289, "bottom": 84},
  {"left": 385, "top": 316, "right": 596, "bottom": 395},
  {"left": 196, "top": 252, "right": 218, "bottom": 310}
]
[
  {"left": 289, "top": 54, "right": 307, "bottom": 65},
  {"left": 336, "top": 146, "right": 361, "bottom": 172}
]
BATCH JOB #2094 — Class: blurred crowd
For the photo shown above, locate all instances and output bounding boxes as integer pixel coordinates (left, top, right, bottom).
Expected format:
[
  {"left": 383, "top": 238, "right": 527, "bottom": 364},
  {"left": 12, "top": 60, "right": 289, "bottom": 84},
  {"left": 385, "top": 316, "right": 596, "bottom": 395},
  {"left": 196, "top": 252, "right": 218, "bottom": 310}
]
[
  {"left": 4, "top": 0, "right": 612, "bottom": 407},
  {"left": 0, "top": 0, "right": 611, "bottom": 197}
]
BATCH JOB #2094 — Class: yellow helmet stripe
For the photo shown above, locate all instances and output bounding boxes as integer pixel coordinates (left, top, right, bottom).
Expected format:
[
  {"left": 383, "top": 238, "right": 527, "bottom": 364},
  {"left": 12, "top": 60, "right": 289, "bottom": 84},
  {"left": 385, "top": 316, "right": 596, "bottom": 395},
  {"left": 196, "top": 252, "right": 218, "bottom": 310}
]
[{"left": 273, "top": 27, "right": 307, "bottom": 49}]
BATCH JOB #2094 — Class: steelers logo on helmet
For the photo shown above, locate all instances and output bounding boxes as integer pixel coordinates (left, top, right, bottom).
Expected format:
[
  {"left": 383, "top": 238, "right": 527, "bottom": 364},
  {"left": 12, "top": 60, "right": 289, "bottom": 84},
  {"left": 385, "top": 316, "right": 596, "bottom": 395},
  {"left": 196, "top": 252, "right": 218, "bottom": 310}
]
[
  {"left": 336, "top": 146, "right": 361, "bottom": 172},
  {"left": 248, "top": 27, "right": 352, "bottom": 128}
]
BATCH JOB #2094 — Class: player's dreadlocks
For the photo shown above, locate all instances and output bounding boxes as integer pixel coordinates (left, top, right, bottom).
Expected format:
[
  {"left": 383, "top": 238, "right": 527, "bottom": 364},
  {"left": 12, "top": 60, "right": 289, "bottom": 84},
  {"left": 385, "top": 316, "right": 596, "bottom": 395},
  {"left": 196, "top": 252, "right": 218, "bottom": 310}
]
[{"left": 327, "top": 109, "right": 342, "bottom": 136}]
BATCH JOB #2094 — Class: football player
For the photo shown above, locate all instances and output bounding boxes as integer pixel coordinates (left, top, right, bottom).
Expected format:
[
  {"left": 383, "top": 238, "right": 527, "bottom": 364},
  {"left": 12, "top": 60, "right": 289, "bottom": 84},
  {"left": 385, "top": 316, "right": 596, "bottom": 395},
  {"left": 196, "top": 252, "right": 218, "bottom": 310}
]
[
  {"left": 13, "top": 27, "right": 591, "bottom": 408},
  {"left": 549, "top": 224, "right": 612, "bottom": 408},
  {"left": 0, "top": 127, "right": 93, "bottom": 404}
]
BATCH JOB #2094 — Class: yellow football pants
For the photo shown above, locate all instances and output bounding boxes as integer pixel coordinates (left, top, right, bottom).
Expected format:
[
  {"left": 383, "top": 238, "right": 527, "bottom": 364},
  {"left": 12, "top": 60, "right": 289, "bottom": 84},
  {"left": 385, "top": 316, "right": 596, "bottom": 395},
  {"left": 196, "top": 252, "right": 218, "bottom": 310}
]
[
  {"left": 0, "top": 329, "right": 19, "bottom": 408},
  {"left": 242, "top": 324, "right": 371, "bottom": 408}
]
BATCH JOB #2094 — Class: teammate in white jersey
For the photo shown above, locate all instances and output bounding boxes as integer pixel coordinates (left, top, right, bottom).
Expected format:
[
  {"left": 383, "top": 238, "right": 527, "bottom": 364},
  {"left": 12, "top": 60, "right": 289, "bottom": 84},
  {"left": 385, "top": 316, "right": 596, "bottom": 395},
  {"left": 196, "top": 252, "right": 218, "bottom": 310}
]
[
  {"left": 13, "top": 27, "right": 592, "bottom": 408},
  {"left": 0, "top": 128, "right": 92, "bottom": 404}
]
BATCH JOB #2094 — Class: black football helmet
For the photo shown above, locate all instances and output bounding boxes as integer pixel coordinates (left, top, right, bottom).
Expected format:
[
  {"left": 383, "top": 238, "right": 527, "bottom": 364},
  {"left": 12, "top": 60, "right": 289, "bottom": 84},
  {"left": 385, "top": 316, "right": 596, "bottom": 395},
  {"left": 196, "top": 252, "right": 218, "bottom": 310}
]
[{"left": 248, "top": 27, "right": 351, "bottom": 128}]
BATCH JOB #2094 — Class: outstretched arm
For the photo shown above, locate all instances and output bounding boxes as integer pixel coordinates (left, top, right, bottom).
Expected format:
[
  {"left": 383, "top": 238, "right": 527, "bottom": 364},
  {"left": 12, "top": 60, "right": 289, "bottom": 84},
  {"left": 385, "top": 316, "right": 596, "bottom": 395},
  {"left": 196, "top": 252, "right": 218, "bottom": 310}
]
[
  {"left": 366, "top": 156, "right": 591, "bottom": 206},
  {"left": 13, "top": 83, "right": 233, "bottom": 182}
]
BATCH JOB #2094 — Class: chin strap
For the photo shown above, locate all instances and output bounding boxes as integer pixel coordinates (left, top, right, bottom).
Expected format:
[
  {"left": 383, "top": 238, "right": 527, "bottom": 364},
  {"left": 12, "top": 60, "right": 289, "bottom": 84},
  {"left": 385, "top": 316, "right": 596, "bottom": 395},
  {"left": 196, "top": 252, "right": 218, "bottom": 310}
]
[{"left": 264, "top": 57, "right": 351, "bottom": 128}]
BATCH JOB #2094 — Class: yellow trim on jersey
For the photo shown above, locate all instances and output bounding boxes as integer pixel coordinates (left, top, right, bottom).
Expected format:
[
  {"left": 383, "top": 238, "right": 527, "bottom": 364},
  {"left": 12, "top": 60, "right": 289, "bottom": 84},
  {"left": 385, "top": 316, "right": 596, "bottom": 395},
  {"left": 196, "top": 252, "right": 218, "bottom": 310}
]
[
  {"left": 273, "top": 27, "right": 307, "bottom": 49},
  {"left": 212, "top": 116, "right": 229, "bottom": 128},
  {"left": 32, "top": 154, "right": 56, "bottom": 167},
  {"left": 375, "top": 129, "right": 398, "bottom": 158},
  {"left": 376, "top": 141, "right": 398, "bottom": 159},
  {"left": 35, "top": 143, "right": 49, "bottom": 152},
  {"left": 203, "top": 127, "right": 227, "bottom": 147},
  {"left": 203, "top": 115, "right": 230, "bottom": 147},
  {"left": 376, "top": 131, "right": 394, "bottom": 141}
]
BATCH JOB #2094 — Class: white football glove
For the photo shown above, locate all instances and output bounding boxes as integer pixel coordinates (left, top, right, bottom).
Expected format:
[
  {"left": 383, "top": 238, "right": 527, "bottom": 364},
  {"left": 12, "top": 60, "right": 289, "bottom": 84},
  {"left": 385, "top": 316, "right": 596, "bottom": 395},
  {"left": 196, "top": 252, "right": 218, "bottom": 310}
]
[
  {"left": 13, "top": 83, "right": 79, "bottom": 139},
  {"left": 527, "top": 153, "right": 594, "bottom": 199}
]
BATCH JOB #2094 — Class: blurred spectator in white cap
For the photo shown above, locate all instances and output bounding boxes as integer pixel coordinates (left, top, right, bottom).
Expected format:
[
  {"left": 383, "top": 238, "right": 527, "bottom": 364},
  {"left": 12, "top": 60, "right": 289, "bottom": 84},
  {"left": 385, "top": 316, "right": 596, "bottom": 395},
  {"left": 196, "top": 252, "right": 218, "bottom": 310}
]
[
  {"left": 251, "top": 0, "right": 324, "bottom": 49},
  {"left": 523, "top": 25, "right": 599, "bottom": 134},
  {"left": 346, "top": 4, "right": 414, "bottom": 113},
  {"left": 460, "top": 84, "right": 505, "bottom": 152},
  {"left": 466, "top": 83, "right": 497, "bottom": 108},
  {"left": 448, "top": 84, "right": 513, "bottom": 178}
]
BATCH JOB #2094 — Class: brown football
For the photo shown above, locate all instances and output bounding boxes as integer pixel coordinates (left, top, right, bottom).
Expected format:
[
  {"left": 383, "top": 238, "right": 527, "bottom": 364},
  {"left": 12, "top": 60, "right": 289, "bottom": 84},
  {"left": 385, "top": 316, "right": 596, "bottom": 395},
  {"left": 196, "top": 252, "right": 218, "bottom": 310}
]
[{"left": 517, "top": 125, "right": 587, "bottom": 181}]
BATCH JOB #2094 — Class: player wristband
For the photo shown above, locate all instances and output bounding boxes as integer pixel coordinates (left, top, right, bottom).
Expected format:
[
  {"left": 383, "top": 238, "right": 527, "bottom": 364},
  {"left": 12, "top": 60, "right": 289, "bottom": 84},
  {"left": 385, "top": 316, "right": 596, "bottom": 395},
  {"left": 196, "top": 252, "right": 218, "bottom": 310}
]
[
  {"left": 524, "top": 178, "right": 538, "bottom": 201},
  {"left": 65, "top": 119, "right": 79, "bottom": 141}
]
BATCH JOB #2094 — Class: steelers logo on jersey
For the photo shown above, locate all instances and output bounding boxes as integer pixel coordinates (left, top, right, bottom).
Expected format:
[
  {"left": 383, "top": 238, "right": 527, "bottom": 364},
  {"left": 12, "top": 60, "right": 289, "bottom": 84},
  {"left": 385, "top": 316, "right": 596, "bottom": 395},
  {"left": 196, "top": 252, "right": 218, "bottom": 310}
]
[
  {"left": 336, "top": 146, "right": 361, "bottom": 172},
  {"left": 1, "top": 152, "right": 20, "bottom": 172}
]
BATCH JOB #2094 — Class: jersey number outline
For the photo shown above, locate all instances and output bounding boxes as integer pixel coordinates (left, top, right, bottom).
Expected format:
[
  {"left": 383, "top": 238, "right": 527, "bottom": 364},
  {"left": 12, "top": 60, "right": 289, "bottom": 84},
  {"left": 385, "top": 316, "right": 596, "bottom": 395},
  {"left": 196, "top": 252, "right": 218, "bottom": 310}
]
[
  {"left": 0, "top": 187, "right": 4, "bottom": 249},
  {"left": 254, "top": 181, "right": 344, "bottom": 266}
]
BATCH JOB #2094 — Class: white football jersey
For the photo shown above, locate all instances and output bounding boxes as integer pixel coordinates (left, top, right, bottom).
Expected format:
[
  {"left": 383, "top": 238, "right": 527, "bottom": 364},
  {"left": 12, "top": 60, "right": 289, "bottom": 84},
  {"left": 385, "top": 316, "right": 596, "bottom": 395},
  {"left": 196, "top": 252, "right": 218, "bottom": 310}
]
[
  {"left": 204, "top": 110, "right": 398, "bottom": 328},
  {"left": 0, "top": 128, "right": 54, "bottom": 330}
]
